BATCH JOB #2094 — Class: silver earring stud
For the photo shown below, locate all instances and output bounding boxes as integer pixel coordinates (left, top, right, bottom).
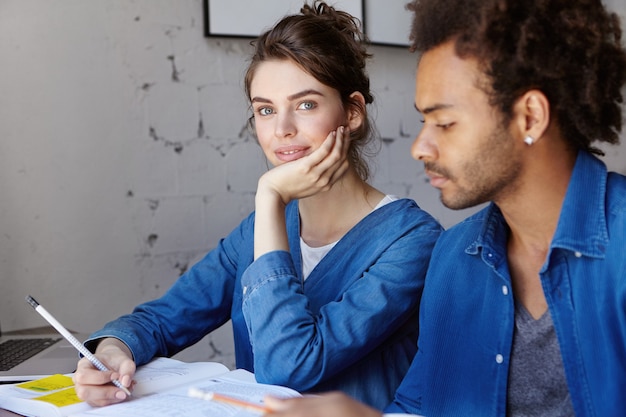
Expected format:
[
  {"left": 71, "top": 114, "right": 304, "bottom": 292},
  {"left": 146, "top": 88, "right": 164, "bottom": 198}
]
[{"left": 524, "top": 135, "right": 534, "bottom": 146}]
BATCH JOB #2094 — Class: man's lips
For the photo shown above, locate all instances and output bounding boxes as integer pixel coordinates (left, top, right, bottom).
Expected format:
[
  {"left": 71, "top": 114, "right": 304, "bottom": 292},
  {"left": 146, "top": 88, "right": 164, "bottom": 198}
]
[{"left": 424, "top": 169, "right": 448, "bottom": 188}]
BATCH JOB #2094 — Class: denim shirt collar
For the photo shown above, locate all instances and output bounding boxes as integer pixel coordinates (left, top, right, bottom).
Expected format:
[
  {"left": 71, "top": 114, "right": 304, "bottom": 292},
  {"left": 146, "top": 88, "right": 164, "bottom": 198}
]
[
  {"left": 550, "top": 151, "right": 608, "bottom": 258},
  {"left": 465, "top": 151, "right": 609, "bottom": 266}
]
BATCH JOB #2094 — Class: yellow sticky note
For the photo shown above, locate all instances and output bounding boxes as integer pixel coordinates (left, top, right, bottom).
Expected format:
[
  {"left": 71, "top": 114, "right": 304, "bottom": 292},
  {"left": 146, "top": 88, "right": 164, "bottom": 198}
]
[
  {"left": 33, "top": 387, "right": 83, "bottom": 407},
  {"left": 17, "top": 374, "right": 74, "bottom": 392}
]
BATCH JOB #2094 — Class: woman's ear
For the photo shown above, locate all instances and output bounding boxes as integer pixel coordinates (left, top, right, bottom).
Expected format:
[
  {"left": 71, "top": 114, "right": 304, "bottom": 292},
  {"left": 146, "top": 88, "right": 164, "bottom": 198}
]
[
  {"left": 346, "top": 91, "right": 366, "bottom": 131},
  {"left": 512, "top": 89, "right": 550, "bottom": 144}
]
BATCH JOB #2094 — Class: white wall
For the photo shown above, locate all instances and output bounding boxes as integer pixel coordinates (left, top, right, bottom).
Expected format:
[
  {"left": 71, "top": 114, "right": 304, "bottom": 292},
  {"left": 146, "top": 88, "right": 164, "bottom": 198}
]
[{"left": 1, "top": 0, "right": 625, "bottom": 367}]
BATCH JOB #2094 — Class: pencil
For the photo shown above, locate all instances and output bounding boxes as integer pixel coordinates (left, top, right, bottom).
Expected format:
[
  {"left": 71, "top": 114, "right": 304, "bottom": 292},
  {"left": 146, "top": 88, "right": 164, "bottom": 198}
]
[
  {"left": 188, "top": 387, "right": 268, "bottom": 413},
  {"left": 25, "top": 295, "right": 132, "bottom": 396}
]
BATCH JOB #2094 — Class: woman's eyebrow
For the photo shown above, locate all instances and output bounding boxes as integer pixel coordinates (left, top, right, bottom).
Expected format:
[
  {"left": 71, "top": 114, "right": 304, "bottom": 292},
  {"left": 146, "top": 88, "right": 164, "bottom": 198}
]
[
  {"left": 251, "top": 89, "right": 324, "bottom": 105},
  {"left": 287, "top": 89, "right": 324, "bottom": 101},
  {"left": 251, "top": 96, "right": 271, "bottom": 104}
]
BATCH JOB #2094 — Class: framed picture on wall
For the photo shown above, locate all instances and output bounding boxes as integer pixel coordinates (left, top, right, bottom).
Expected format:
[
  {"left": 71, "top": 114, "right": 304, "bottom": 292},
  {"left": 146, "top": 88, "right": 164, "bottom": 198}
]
[
  {"left": 203, "top": 0, "right": 411, "bottom": 46},
  {"left": 363, "top": 0, "right": 411, "bottom": 47},
  {"left": 204, "top": 0, "right": 363, "bottom": 38}
]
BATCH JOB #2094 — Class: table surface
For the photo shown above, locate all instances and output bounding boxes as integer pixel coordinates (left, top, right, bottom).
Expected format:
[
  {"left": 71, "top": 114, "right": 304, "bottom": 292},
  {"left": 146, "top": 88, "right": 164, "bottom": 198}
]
[{"left": 2, "top": 326, "right": 62, "bottom": 336}]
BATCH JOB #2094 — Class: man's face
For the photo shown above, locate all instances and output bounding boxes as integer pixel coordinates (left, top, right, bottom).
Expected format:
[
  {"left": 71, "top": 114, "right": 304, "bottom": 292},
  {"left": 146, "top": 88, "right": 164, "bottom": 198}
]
[{"left": 412, "top": 40, "right": 522, "bottom": 210}]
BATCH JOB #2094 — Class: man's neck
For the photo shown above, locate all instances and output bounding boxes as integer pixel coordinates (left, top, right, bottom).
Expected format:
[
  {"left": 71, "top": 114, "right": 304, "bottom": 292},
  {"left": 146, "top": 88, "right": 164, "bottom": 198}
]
[
  {"left": 497, "top": 140, "right": 576, "bottom": 318},
  {"left": 498, "top": 142, "right": 577, "bottom": 253}
]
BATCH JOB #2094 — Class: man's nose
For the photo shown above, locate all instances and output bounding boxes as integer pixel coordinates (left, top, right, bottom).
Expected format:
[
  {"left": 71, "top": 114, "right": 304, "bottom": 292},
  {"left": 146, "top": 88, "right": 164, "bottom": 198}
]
[{"left": 411, "top": 128, "right": 437, "bottom": 161}]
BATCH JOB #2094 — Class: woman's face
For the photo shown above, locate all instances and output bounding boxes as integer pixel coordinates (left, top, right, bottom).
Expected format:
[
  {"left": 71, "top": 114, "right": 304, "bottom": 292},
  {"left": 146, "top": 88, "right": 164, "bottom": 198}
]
[{"left": 249, "top": 59, "right": 350, "bottom": 166}]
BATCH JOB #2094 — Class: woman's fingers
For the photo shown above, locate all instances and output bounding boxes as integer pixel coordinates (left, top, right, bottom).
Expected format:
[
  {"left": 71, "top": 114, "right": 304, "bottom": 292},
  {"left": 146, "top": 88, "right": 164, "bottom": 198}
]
[
  {"left": 258, "top": 125, "right": 351, "bottom": 203},
  {"left": 306, "top": 126, "right": 350, "bottom": 189},
  {"left": 72, "top": 350, "right": 135, "bottom": 407}
]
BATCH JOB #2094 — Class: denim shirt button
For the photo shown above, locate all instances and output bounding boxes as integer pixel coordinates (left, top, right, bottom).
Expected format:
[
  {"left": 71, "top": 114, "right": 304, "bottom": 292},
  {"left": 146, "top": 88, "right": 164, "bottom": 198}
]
[
  {"left": 495, "top": 354, "right": 504, "bottom": 364},
  {"left": 574, "top": 251, "right": 582, "bottom": 258},
  {"left": 243, "top": 286, "right": 248, "bottom": 295},
  {"left": 502, "top": 285, "right": 508, "bottom": 295}
]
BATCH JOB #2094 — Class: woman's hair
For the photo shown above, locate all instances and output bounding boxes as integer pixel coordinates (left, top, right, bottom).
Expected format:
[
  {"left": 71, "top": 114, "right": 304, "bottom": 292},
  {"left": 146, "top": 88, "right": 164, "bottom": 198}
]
[
  {"left": 407, "top": 0, "right": 626, "bottom": 155},
  {"left": 244, "top": 1, "right": 377, "bottom": 180}
]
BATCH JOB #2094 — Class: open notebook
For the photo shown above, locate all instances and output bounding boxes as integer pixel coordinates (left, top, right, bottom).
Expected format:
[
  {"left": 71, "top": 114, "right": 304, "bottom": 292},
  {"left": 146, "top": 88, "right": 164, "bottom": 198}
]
[
  {"left": 0, "top": 357, "right": 301, "bottom": 417},
  {"left": 0, "top": 322, "right": 87, "bottom": 382}
]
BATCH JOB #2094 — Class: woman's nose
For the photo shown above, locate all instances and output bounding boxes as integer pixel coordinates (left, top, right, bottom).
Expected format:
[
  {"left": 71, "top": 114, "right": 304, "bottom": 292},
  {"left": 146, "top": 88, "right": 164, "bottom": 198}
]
[{"left": 275, "top": 112, "right": 296, "bottom": 139}]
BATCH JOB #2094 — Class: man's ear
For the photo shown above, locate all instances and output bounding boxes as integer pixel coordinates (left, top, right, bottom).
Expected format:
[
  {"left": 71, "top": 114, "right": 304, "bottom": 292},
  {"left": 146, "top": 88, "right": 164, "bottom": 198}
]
[
  {"left": 346, "top": 91, "right": 366, "bottom": 131},
  {"left": 512, "top": 89, "right": 550, "bottom": 144}
]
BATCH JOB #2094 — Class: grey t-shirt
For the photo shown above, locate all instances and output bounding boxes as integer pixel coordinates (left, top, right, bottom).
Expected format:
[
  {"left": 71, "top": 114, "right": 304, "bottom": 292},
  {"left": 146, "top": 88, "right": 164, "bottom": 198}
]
[{"left": 506, "top": 302, "right": 575, "bottom": 417}]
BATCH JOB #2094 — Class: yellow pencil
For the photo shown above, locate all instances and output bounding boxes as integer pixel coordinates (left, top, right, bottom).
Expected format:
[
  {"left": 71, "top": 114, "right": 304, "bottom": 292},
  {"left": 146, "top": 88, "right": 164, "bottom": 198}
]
[{"left": 188, "top": 387, "right": 268, "bottom": 414}]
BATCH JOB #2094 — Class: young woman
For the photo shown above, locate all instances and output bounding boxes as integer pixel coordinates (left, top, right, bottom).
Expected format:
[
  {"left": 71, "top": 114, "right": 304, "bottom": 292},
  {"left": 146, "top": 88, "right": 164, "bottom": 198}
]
[{"left": 73, "top": 1, "right": 442, "bottom": 410}]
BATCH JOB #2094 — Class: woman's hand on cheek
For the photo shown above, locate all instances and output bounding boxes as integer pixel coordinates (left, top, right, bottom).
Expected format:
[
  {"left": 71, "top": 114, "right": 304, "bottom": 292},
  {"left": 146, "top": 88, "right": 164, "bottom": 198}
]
[{"left": 257, "top": 126, "right": 350, "bottom": 204}]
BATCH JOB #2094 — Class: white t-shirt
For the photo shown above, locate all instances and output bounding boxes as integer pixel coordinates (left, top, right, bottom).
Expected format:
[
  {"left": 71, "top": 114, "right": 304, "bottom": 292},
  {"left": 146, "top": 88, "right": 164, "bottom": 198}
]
[{"left": 300, "top": 195, "right": 397, "bottom": 280}]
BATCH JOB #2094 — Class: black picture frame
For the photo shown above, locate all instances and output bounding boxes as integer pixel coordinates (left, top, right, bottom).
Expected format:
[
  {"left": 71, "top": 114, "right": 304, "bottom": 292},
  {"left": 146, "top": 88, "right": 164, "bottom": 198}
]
[{"left": 203, "top": 0, "right": 410, "bottom": 47}]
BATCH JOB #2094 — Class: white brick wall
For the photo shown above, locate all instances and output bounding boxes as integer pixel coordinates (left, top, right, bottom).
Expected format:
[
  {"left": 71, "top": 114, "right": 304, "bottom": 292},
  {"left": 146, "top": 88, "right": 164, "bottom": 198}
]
[{"left": 1, "top": 0, "right": 624, "bottom": 368}]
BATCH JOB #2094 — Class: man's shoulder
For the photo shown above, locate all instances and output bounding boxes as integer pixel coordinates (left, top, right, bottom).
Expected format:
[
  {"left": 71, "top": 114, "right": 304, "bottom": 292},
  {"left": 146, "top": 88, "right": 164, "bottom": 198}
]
[
  {"left": 607, "top": 170, "right": 626, "bottom": 197},
  {"left": 441, "top": 204, "right": 491, "bottom": 235},
  {"left": 606, "top": 170, "right": 626, "bottom": 218},
  {"left": 430, "top": 205, "right": 494, "bottom": 256}
]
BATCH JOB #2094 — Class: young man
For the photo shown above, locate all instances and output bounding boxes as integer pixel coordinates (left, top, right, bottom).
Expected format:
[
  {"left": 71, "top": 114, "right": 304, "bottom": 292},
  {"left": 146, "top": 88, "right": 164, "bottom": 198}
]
[{"left": 264, "top": 0, "right": 626, "bottom": 416}]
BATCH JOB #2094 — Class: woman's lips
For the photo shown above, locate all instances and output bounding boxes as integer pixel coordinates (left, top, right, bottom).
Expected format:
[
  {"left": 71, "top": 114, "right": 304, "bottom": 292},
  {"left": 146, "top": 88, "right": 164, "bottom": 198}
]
[{"left": 275, "top": 146, "right": 309, "bottom": 162}]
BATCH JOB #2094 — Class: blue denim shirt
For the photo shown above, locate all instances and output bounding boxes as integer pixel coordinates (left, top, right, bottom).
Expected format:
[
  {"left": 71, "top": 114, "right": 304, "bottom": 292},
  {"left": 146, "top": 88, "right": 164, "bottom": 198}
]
[
  {"left": 387, "top": 151, "right": 626, "bottom": 417},
  {"left": 87, "top": 198, "right": 442, "bottom": 409}
]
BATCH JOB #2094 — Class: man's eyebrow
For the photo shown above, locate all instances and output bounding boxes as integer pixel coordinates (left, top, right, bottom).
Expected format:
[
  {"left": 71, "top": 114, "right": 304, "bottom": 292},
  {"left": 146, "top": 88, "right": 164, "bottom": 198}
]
[
  {"left": 415, "top": 103, "right": 453, "bottom": 115},
  {"left": 251, "top": 89, "right": 324, "bottom": 104}
]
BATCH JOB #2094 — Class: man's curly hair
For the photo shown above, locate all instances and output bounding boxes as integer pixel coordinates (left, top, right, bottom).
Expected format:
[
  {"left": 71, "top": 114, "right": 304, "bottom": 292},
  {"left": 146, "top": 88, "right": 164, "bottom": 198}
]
[{"left": 407, "top": 0, "right": 626, "bottom": 154}]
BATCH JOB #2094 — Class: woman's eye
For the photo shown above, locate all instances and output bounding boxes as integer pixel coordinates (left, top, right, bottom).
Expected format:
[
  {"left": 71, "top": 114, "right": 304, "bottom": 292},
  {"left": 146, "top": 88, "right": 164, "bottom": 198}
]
[
  {"left": 258, "top": 107, "right": 274, "bottom": 116},
  {"left": 298, "top": 101, "right": 316, "bottom": 110}
]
